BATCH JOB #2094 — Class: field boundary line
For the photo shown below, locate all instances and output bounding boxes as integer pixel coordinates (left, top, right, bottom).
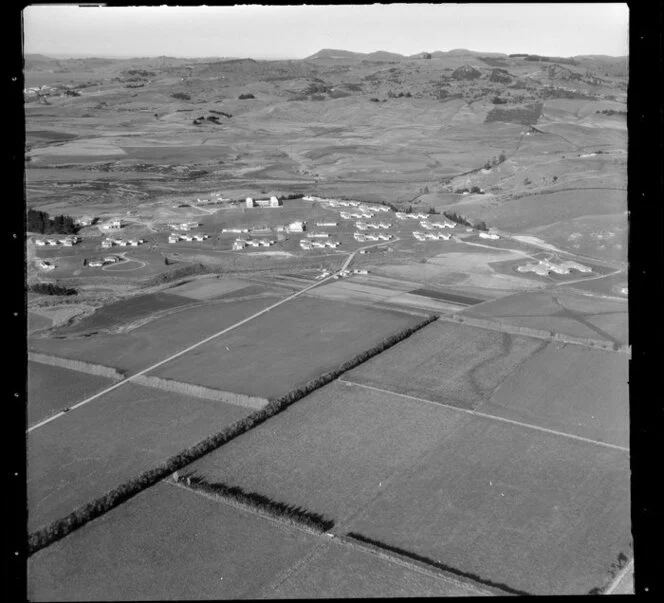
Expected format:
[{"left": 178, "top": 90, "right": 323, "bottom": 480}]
[
  {"left": 338, "top": 380, "right": 629, "bottom": 453},
  {"left": 165, "top": 478, "right": 328, "bottom": 539},
  {"left": 604, "top": 557, "right": 634, "bottom": 594},
  {"left": 27, "top": 273, "right": 336, "bottom": 434}
]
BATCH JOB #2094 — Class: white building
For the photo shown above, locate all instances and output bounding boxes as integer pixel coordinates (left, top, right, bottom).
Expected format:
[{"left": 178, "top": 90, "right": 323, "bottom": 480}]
[
  {"left": 103, "top": 256, "right": 118, "bottom": 263},
  {"left": 287, "top": 221, "right": 305, "bottom": 233},
  {"left": 88, "top": 260, "right": 104, "bottom": 268},
  {"left": 307, "top": 233, "right": 329, "bottom": 238},
  {"left": 479, "top": 232, "right": 500, "bottom": 240},
  {"left": 34, "top": 239, "right": 46, "bottom": 246},
  {"left": 316, "top": 222, "right": 337, "bottom": 227},
  {"left": 222, "top": 228, "right": 249, "bottom": 234},
  {"left": 246, "top": 196, "right": 282, "bottom": 208},
  {"left": 102, "top": 219, "right": 122, "bottom": 230}
]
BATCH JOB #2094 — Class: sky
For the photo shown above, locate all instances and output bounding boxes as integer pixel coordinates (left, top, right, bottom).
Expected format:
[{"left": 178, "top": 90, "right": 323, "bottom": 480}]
[{"left": 23, "top": 4, "right": 629, "bottom": 60}]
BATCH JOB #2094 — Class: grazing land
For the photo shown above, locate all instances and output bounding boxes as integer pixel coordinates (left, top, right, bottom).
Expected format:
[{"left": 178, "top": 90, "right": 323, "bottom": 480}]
[
  {"left": 28, "top": 295, "right": 281, "bottom": 374},
  {"left": 185, "top": 381, "right": 468, "bottom": 524},
  {"left": 27, "top": 362, "right": 115, "bottom": 427},
  {"left": 347, "top": 409, "right": 631, "bottom": 595},
  {"left": 464, "top": 289, "right": 628, "bottom": 344},
  {"left": 28, "top": 482, "right": 321, "bottom": 601},
  {"left": 346, "top": 321, "right": 545, "bottom": 409},
  {"left": 28, "top": 383, "right": 253, "bottom": 532},
  {"left": 267, "top": 536, "right": 491, "bottom": 598},
  {"left": 151, "top": 296, "right": 420, "bottom": 398},
  {"left": 478, "top": 342, "right": 629, "bottom": 447}
]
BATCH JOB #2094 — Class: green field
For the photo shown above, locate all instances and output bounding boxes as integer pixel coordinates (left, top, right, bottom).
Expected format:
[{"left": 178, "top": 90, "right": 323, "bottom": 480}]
[
  {"left": 186, "top": 381, "right": 467, "bottom": 524},
  {"left": 165, "top": 276, "right": 254, "bottom": 300},
  {"left": 464, "top": 289, "right": 628, "bottom": 344},
  {"left": 345, "top": 321, "right": 545, "bottom": 409},
  {"left": 268, "top": 537, "right": 490, "bottom": 598},
  {"left": 28, "top": 312, "right": 53, "bottom": 333},
  {"left": 28, "top": 482, "right": 321, "bottom": 601},
  {"left": 151, "top": 296, "right": 420, "bottom": 399},
  {"left": 27, "top": 362, "right": 115, "bottom": 427},
  {"left": 28, "top": 295, "right": 281, "bottom": 374},
  {"left": 28, "top": 383, "right": 252, "bottom": 532},
  {"left": 347, "top": 410, "right": 631, "bottom": 595},
  {"left": 478, "top": 342, "right": 629, "bottom": 447}
]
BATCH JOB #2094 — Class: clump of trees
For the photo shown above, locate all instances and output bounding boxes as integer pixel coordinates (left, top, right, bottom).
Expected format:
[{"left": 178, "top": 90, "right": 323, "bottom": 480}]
[
  {"left": 171, "top": 92, "right": 191, "bottom": 100},
  {"left": 29, "top": 283, "right": 77, "bottom": 296},
  {"left": 238, "top": 93, "right": 255, "bottom": 99},
  {"left": 178, "top": 474, "right": 335, "bottom": 532},
  {"left": 443, "top": 211, "right": 472, "bottom": 227},
  {"left": 27, "top": 209, "right": 78, "bottom": 235},
  {"left": 596, "top": 109, "right": 626, "bottom": 116},
  {"left": 483, "top": 152, "right": 507, "bottom": 170}
]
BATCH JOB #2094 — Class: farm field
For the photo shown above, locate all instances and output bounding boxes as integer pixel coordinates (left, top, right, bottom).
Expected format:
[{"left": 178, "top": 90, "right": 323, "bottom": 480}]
[
  {"left": 151, "top": 296, "right": 421, "bottom": 399},
  {"left": 347, "top": 410, "right": 631, "bottom": 595},
  {"left": 478, "top": 342, "right": 629, "bottom": 448},
  {"left": 56, "top": 291, "right": 196, "bottom": 335},
  {"left": 463, "top": 289, "right": 628, "bottom": 344},
  {"left": 345, "top": 321, "right": 545, "bottom": 409},
  {"left": 27, "top": 361, "right": 115, "bottom": 427},
  {"left": 267, "top": 536, "right": 490, "bottom": 598},
  {"left": 164, "top": 276, "right": 254, "bottom": 300},
  {"left": 28, "top": 312, "right": 53, "bottom": 333},
  {"left": 28, "top": 482, "right": 321, "bottom": 601},
  {"left": 28, "top": 383, "right": 253, "bottom": 532},
  {"left": 28, "top": 294, "right": 281, "bottom": 374},
  {"left": 185, "top": 380, "right": 468, "bottom": 525}
]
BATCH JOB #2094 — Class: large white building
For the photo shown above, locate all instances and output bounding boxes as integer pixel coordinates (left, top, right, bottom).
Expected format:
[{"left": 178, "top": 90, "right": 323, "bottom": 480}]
[
  {"left": 246, "top": 196, "right": 282, "bottom": 208},
  {"left": 287, "top": 221, "right": 305, "bottom": 232}
]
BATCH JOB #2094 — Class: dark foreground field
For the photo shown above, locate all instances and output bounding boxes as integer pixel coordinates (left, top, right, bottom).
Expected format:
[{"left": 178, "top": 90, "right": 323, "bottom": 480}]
[
  {"left": 347, "top": 409, "right": 631, "bottom": 595},
  {"left": 28, "top": 383, "right": 252, "bottom": 532},
  {"left": 27, "top": 362, "right": 114, "bottom": 427},
  {"left": 151, "top": 296, "right": 421, "bottom": 399},
  {"left": 28, "top": 482, "right": 321, "bottom": 601}
]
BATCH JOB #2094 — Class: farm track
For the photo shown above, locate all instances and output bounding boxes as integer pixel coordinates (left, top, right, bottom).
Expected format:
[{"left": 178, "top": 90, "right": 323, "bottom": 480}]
[{"left": 336, "top": 379, "right": 629, "bottom": 453}]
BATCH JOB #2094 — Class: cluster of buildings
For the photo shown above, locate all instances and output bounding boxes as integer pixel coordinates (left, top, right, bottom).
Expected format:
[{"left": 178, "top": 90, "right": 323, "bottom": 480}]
[
  {"left": 354, "top": 232, "right": 393, "bottom": 242},
  {"left": 395, "top": 211, "right": 430, "bottom": 220},
  {"left": 34, "top": 235, "right": 80, "bottom": 247},
  {"left": 517, "top": 259, "right": 592, "bottom": 276},
  {"left": 413, "top": 231, "right": 451, "bottom": 241},
  {"left": 87, "top": 255, "right": 121, "bottom": 268},
  {"left": 479, "top": 232, "right": 500, "bottom": 240},
  {"left": 168, "top": 233, "right": 209, "bottom": 244},
  {"left": 101, "top": 219, "right": 123, "bottom": 231},
  {"left": 299, "top": 239, "right": 340, "bottom": 250},
  {"left": 340, "top": 210, "right": 375, "bottom": 220},
  {"left": 246, "top": 196, "right": 282, "bottom": 208},
  {"left": 355, "top": 221, "right": 392, "bottom": 230},
  {"left": 233, "top": 238, "right": 276, "bottom": 250},
  {"left": 196, "top": 193, "right": 230, "bottom": 205},
  {"left": 74, "top": 216, "right": 94, "bottom": 227},
  {"left": 101, "top": 237, "right": 145, "bottom": 248},
  {"left": 419, "top": 219, "right": 456, "bottom": 230}
]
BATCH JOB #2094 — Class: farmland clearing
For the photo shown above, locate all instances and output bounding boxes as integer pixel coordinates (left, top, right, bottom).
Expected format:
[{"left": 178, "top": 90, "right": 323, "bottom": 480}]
[
  {"left": 27, "top": 383, "right": 253, "bottom": 532},
  {"left": 151, "top": 296, "right": 421, "bottom": 399},
  {"left": 346, "top": 408, "right": 631, "bottom": 595}
]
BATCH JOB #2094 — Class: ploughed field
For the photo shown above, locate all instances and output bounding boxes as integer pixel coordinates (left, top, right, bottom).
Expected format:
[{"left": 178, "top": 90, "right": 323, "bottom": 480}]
[
  {"left": 150, "top": 296, "right": 421, "bottom": 399},
  {"left": 28, "top": 383, "right": 253, "bottom": 532}
]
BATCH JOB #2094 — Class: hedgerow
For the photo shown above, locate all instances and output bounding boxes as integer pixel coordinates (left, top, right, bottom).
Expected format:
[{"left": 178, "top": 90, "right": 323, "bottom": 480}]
[
  {"left": 27, "top": 314, "right": 438, "bottom": 556},
  {"left": 177, "top": 473, "right": 334, "bottom": 532},
  {"left": 345, "top": 532, "right": 533, "bottom": 596}
]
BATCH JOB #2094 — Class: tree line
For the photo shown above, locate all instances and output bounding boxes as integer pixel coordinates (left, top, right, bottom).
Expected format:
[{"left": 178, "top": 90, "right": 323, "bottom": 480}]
[{"left": 29, "top": 283, "right": 77, "bottom": 296}]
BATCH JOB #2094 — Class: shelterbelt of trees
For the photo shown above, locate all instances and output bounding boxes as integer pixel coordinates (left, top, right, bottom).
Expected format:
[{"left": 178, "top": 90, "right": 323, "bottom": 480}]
[{"left": 27, "top": 208, "right": 78, "bottom": 235}]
